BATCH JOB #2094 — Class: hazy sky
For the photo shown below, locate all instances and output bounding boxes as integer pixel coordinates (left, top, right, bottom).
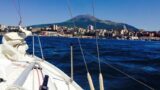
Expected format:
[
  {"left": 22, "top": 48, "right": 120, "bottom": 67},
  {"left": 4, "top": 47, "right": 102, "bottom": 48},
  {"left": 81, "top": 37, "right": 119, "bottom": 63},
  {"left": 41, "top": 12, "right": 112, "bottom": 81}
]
[{"left": 0, "top": 0, "right": 160, "bottom": 31}]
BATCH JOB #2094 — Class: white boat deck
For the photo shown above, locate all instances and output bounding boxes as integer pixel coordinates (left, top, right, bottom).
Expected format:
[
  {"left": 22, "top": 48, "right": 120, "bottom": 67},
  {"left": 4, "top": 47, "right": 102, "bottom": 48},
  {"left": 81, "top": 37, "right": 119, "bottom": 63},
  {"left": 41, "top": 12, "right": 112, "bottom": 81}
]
[{"left": 0, "top": 46, "right": 82, "bottom": 90}]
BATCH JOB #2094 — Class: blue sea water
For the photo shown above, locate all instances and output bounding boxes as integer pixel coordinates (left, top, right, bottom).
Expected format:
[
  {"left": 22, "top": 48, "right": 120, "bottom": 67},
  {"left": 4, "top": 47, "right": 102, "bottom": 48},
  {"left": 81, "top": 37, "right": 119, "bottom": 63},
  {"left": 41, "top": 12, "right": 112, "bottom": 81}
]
[{"left": 5, "top": 36, "right": 160, "bottom": 90}]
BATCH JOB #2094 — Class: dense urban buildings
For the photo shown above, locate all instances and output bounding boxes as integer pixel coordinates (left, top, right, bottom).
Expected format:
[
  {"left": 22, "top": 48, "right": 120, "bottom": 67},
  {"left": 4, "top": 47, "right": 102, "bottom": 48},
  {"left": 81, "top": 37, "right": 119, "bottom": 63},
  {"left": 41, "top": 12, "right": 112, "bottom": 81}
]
[{"left": 1, "top": 24, "right": 160, "bottom": 41}]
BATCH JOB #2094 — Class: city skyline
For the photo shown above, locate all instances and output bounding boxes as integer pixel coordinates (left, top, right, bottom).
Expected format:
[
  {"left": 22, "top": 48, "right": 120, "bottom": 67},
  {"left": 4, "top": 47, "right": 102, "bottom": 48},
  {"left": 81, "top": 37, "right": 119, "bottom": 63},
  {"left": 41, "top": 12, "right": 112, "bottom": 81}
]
[{"left": 0, "top": 0, "right": 160, "bottom": 31}]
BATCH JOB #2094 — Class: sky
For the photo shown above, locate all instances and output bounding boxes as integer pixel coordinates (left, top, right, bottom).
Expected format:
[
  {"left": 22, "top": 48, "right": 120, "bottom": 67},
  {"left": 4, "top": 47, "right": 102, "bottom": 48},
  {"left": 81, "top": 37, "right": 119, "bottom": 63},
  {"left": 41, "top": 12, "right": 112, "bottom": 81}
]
[{"left": 0, "top": 0, "right": 160, "bottom": 31}]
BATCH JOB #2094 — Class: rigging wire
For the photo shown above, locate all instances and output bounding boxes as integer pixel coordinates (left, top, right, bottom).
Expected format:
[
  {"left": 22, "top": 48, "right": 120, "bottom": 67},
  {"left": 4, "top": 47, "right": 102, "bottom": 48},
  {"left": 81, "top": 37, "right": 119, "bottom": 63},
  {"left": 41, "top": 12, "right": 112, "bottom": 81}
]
[
  {"left": 66, "top": 1, "right": 95, "bottom": 89},
  {"left": 92, "top": 0, "right": 101, "bottom": 73},
  {"left": 91, "top": 0, "right": 104, "bottom": 90},
  {"left": 66, "top": 0, "right": 89, "bottom": 73},
  {"left": 37, "top": 35, "right": 45, "bottom": 60},
  {"left": 32, "top": 33, "right": 35, "bottom": 56},
  {"left": 84, "top": 51, "right": 155, "bottom": 90},
  {"left": 12, "top": 0, "right": 44, "bottom": 60},
  {"left": 91, "top": 0, "right": 154, "bottom": 90},
  {"left": 105, "top": 62, "right": 155, "bottom": 90},
  {"left": 12, "top": 0, "right": 22, "bottom": 25}
]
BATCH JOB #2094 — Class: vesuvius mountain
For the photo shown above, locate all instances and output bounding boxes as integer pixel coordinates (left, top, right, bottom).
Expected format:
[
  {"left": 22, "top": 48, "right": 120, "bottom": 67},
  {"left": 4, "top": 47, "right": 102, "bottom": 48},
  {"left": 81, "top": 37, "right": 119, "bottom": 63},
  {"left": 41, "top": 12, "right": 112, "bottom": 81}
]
[{"left": 30, "top": 15, "right": 139, "bottom": 31}]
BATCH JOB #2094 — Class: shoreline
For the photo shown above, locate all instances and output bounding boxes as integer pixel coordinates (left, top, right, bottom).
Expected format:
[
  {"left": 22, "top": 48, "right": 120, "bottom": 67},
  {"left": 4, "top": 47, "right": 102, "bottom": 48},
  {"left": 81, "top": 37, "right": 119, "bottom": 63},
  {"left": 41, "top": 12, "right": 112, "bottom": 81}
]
[
  {"left": 30, "top": 35, "right": 160, "bottom": 42},
  {"left": 0, "top": 34, "right": 160, "bottom": 41}
]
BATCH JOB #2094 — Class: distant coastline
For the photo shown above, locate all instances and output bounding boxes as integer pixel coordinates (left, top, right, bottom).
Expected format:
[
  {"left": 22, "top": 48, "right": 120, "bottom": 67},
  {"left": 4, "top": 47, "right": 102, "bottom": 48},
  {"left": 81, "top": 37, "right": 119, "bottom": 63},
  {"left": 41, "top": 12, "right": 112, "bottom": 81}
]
[
  {"left": 1, "top": 15, "right": 160, "bottom": 41},
  {"left": 0, "top": 25, "right": 160, "bottom": 41}
]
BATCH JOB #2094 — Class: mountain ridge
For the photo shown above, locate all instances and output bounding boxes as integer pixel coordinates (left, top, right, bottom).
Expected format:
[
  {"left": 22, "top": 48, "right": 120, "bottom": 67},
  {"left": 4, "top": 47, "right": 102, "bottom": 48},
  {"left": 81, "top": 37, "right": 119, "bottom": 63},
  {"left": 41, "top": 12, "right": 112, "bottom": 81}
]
[{"left": 30, "top": 14, "right": 139, "bottom": 31}]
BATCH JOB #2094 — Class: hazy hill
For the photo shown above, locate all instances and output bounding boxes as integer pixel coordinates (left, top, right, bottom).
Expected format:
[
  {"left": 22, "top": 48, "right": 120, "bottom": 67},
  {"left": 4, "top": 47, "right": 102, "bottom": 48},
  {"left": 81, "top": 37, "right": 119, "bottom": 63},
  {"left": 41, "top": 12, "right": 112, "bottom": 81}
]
[{"left": 30, "top": 15, "right": 139, "bottom": 31}]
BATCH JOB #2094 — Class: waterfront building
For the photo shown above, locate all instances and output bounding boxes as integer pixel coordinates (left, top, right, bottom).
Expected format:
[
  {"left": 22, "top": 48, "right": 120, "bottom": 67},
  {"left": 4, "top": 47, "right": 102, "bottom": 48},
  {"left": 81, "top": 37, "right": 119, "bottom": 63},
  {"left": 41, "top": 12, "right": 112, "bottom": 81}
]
[
  {"left": 120, "top": 25, "right": 129, "bottom": 35},
  {"left": 7, "top": 26, "right": 19, "bottom": 32},
  {"left": 50, "top": 24, "right": 58, "bottom": 31},
  {"left": 101, "top": 29, "right": 107, "bottom": 37},
  {"left": 32, "top": 28, "right": 41, "bottom": 33},
  {"left": 149, "top": 32, "right": 155, "bottom": 37},
  {"left": 87, "top": 25, "right": 94, "bottom": 30},
  {"left": 0, "top": 24, "right": 6, "bottom": 31}
]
